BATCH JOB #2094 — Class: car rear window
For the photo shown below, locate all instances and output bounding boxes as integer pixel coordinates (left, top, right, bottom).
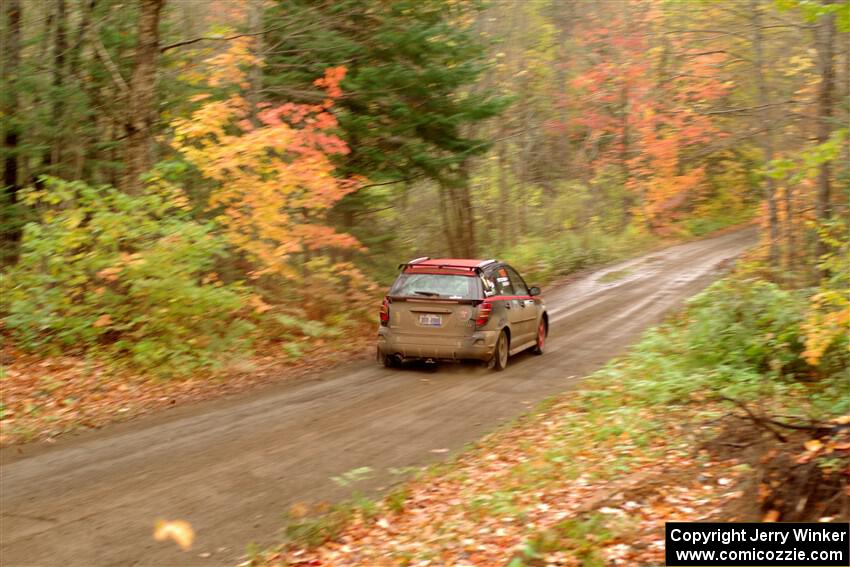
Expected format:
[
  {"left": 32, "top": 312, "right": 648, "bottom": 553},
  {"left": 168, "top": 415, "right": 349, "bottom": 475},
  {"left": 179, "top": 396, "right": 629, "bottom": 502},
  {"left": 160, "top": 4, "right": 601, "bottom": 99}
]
[{"left": 390, "top": 273, "right": 480, "bottom": 299}]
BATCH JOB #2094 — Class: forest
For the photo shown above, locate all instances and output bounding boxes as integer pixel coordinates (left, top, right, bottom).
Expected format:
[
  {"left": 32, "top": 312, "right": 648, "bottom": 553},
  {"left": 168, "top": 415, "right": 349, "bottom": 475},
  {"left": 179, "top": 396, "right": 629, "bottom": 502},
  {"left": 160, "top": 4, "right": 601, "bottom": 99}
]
[
  {"left": 2, "top": 0, "right": 847, "bottom": 378},
  {"left": 1, "top": 0, "right": 849, "bottom": 565}
]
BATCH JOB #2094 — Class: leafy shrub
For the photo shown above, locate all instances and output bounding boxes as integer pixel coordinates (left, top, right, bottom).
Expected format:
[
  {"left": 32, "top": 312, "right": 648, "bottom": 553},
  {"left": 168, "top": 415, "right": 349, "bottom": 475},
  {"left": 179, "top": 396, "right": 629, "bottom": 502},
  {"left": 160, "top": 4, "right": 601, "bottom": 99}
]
[
  {"left": 2, "top": 179, "right": 255, "bottom": 375},
  {"left": 598, "top": 275, "right": 847, "bottom": 407},
  {"left": 801, "top": 219, "right": 850, "bottom": 374},
  {"left": 684, "top": 278, "right": 809, "bottom": 376}
]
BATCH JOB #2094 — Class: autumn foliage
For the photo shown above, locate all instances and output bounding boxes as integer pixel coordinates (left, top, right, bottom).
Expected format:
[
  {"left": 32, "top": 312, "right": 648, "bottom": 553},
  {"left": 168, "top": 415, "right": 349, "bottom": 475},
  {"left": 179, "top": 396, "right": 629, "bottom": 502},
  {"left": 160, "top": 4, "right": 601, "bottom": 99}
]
[
  {"left": 2, "top": 40, "right": 375, "bottom": 375},
  {"left": 171, "top": 39, "right": 362, "bottom": 278},
  {"left": 560, "top": 2, "right": 730, "bottom": 233}
]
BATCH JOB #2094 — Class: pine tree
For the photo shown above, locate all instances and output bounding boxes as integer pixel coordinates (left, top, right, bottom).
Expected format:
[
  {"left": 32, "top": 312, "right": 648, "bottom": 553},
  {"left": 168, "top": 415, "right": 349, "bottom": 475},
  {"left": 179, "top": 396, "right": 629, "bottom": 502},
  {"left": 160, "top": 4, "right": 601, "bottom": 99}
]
[{"left": 262, "top": 0, "right": 509, "bottom": 255}]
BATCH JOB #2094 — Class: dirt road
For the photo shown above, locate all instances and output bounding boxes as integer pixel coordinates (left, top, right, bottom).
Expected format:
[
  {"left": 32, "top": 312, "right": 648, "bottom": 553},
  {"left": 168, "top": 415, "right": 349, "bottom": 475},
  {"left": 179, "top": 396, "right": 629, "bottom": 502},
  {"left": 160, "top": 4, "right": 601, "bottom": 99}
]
[{"left": 0, "top": 228, "right": 756, "bottom": 567}]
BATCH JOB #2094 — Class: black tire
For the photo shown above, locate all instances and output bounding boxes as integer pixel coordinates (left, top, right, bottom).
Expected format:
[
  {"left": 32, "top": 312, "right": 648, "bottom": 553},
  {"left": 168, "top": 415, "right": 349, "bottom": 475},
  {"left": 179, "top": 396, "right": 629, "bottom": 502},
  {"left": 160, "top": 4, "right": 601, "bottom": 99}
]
[
  {"left": 489, "top": 330, "right": 509, "bottom": 371},
  {"left": 531, "top": 318, "right": 547, "bottom": 355},
  {"left": 378, "top": 350, "right": 397, "bottom": 368}
]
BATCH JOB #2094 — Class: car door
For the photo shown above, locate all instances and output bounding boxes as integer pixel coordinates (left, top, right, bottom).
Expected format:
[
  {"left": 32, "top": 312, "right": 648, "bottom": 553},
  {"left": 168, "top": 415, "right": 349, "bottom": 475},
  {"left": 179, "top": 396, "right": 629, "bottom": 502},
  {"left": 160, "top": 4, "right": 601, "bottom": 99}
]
[
  {"left": 485, "top": 266, "right": 528, "bottom": 350},
  {"left": 505, "top": 265, "right": 536, "bottom": 346}
]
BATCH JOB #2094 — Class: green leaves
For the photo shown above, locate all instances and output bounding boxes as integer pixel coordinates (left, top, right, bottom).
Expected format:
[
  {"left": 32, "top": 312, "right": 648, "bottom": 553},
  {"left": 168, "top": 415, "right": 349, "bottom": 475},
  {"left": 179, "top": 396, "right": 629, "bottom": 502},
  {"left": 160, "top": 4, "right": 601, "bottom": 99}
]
[
  {"left": 775, "top": 0, "right": 850, "bottom": 30},
  {"left": 2, "top": 178, "right": 255, "bottom": 376},
  {"left": 685, "top": 278, "right": 809, "bottom": 377},
  {"left": 765, "top": 129, "right": 849, "bottom": 183},
  {"left": 262, "top": 0, "right": 509, "bottom": 184}
]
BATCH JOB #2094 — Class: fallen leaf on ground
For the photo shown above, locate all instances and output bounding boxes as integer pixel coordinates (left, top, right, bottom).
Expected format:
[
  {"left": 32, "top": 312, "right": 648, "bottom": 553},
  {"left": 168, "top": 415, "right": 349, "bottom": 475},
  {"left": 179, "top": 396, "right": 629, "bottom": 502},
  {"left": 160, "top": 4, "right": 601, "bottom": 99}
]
[{"left": 154, "top": 519, "right": 195, "bottom": 550}]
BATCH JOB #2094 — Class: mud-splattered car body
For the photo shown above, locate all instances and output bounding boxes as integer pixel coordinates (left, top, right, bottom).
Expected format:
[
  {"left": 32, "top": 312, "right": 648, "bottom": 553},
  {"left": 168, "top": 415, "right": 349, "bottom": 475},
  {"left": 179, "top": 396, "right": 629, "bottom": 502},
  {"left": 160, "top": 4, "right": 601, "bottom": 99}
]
[{"left": 377, "top": 258, "right": 547, "bottom": 370}]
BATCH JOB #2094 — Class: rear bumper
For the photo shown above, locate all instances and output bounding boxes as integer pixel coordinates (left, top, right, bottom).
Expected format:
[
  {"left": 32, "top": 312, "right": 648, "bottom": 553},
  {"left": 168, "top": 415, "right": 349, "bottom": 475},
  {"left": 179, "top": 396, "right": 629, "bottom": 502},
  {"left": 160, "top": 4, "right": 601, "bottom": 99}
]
[{"left": 377, "top": 327, "right": 498, "bottom": 362}]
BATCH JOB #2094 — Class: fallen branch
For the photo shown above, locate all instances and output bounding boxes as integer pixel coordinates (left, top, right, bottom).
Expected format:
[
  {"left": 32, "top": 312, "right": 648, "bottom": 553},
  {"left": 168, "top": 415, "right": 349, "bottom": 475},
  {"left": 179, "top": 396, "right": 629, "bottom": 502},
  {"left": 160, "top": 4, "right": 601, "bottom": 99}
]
[
  {"left": 720, "top": 396, "right": 788, "bottom": 442},
  {"left": 720, "top": 396, "right": 846, "bottom": 441},
  {"left": 160, "top": 25, "right": 285, "bottom": 52}
]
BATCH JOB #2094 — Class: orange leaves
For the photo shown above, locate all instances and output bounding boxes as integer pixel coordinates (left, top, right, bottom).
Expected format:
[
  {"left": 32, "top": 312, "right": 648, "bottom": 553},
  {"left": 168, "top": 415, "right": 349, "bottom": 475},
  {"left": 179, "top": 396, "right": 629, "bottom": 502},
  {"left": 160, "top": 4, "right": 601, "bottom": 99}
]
[
  {"left": 170, "top": 40, "right": 361, "bottom": 279},
  {"left": 314, "top": 66, "right": 347, "bottom": 103},
  {"left": 564, "top": 0, "right": 729, "bottom": 232},
  {"left": 248, "top": 295, "right": 273, "bottom": 314},
  {"left": 97, "top": 266, "right": 121, "bottom": 282}
]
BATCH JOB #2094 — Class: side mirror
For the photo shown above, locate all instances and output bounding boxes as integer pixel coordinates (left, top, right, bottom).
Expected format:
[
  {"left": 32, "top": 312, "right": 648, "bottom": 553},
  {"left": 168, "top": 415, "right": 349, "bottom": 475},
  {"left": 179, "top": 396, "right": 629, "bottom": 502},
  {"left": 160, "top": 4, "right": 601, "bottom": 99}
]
[{"left": 529, "top": 286, "right": 541, "bottom": 296}]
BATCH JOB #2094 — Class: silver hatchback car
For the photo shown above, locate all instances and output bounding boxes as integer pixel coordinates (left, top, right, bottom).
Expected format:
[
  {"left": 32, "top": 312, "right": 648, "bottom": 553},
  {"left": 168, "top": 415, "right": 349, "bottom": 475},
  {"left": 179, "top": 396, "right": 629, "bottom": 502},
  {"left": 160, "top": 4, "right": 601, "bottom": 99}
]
[{"left": 377, "top": 257, "right": 548, "bottom": 370}]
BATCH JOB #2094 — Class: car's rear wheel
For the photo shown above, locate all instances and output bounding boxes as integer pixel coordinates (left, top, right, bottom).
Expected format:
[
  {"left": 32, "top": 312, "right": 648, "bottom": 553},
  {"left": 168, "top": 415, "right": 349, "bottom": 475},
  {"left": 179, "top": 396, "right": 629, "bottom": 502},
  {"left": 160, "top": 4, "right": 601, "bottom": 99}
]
[
  {"left": 489, "top": 330, "right": 509, "bottom": 371},
  {"left": 378, "top": 349, "right": 398, "bottom": 368},
  {"left": 532, "top": 319, "right": 546, "bottom": 355}
]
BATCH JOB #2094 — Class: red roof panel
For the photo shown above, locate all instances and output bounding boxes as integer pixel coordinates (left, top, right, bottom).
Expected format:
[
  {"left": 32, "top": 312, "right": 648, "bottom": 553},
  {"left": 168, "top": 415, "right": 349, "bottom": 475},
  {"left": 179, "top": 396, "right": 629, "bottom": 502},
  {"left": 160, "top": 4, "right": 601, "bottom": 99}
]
[{"left": 418, "top": 258, "right": 488, "bottom": 268}]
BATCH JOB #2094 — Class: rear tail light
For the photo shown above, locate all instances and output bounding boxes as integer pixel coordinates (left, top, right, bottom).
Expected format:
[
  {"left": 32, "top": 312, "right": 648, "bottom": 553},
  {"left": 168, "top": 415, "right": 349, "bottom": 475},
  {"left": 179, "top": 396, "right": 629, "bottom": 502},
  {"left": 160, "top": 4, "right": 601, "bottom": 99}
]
[
  {"left": 475, "top": 302, "right": 493, "bottom": 327},
  {"left": 379, "top": 298, "right": 390, "bottom": 326}
]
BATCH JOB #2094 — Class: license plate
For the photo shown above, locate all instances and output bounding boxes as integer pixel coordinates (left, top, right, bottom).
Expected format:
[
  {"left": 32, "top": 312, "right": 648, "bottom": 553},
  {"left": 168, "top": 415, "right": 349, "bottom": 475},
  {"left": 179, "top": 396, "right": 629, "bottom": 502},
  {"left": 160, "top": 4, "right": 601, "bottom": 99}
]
[{"left": 419, "top": 314, "right": 442, "bottom": 327}]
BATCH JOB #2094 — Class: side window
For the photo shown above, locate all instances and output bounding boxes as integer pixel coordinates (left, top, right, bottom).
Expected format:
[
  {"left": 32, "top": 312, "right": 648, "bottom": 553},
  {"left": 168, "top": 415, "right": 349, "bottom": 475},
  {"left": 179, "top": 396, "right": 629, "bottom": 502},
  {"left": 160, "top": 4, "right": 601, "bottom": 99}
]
[
  {"left": 506, "top": 266, "right": 529, "bottom": 296},
  {"left": 487, "top": 266, "right": 515, "bottom": 296}
]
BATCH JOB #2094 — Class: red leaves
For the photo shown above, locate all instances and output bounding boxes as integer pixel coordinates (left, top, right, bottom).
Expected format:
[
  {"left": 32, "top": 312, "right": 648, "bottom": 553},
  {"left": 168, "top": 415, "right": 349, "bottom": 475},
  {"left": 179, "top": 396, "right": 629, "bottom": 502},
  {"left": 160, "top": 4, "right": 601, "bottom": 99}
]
[{"left": 554, "top": 0, "right": 730, "bottom": 232}]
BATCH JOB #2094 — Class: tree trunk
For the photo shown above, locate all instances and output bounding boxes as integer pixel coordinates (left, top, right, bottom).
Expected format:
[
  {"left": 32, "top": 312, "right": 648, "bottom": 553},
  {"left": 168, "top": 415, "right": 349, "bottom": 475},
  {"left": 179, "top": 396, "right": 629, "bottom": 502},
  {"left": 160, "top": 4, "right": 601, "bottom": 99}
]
[
  {"left": 440, "top": 176, "right": 476, "bottom": 258},
  {"left": 456, "top": 170, "right": 476, "bottom": 258},
  {"left": 247, "top": 0, "right": 264, "bottom": 125},
  {"left": 553, "top": 0, "right": 574, "bottom": 180},
  {"left": 72, "top": 0, "right": 99, "bottom": 181},
  {"left": 814, "top": 6, "right": 836, "bottom": 277},
  {"left": 841, "top": 20, "right": 850, "bottom": 214},
  {"left": 784, "top": 179, "right": 795, "bottom": 273},
  {"left": 750, "top": 0, "right": 780, "bottom": 267},
  {"left": 497, "top": 144, "right": 511, "bottom": 250},
  {"left": 121, "top": 0, "right": 165, "bottom": 195},
  {"left": 68, "top": 0, "right": 97, "bottom": 79},
  {"left": 49, "top": 0, "right": 68, "bottom": 172},
  {"left": 2, "top": 0, "right": 22, "bottom": 265}
]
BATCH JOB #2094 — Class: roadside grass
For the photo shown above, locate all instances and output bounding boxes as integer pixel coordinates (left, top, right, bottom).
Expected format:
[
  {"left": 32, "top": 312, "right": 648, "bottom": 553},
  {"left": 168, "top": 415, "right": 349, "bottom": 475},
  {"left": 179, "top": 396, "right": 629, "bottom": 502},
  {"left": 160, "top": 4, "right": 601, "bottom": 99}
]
[{"left": 251, "top": 275, "right": 848, "bottom": 566}]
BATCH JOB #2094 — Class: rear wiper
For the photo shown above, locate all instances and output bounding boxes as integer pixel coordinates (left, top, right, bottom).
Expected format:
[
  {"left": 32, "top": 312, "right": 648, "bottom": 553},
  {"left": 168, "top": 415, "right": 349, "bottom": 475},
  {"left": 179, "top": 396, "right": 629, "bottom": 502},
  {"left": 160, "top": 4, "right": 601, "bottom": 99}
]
[{"left": 412, "top": 290, "right": 441, "bottom": 297}]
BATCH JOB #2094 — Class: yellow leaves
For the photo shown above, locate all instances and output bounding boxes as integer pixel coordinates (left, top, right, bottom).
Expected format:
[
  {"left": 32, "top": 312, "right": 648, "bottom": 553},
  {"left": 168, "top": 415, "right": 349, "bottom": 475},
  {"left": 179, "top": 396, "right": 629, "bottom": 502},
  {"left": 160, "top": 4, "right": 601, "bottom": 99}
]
[
  {"left": 801, "top": 302, "right": 849, "bottom": 366},
  {"left": 170, "top": 61, "right": 363, "bottom": 281},
  {"left": 804, "top": 439, "right": 823, "bottom": 452},
  {"left": 784, "top": 54, "right": 814, "bottom": 77},
  {"left": 153, "top": 519, "right": 194, "bottom": 551},
  {"left": 92, "top": 314, "right": 112, "bottom": 328},
  {"left": 203, "top": 36, "right": 262, "bottom": 88},
  {"left": 65, "top": 211, "right": 84, "bottom": 229}
]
